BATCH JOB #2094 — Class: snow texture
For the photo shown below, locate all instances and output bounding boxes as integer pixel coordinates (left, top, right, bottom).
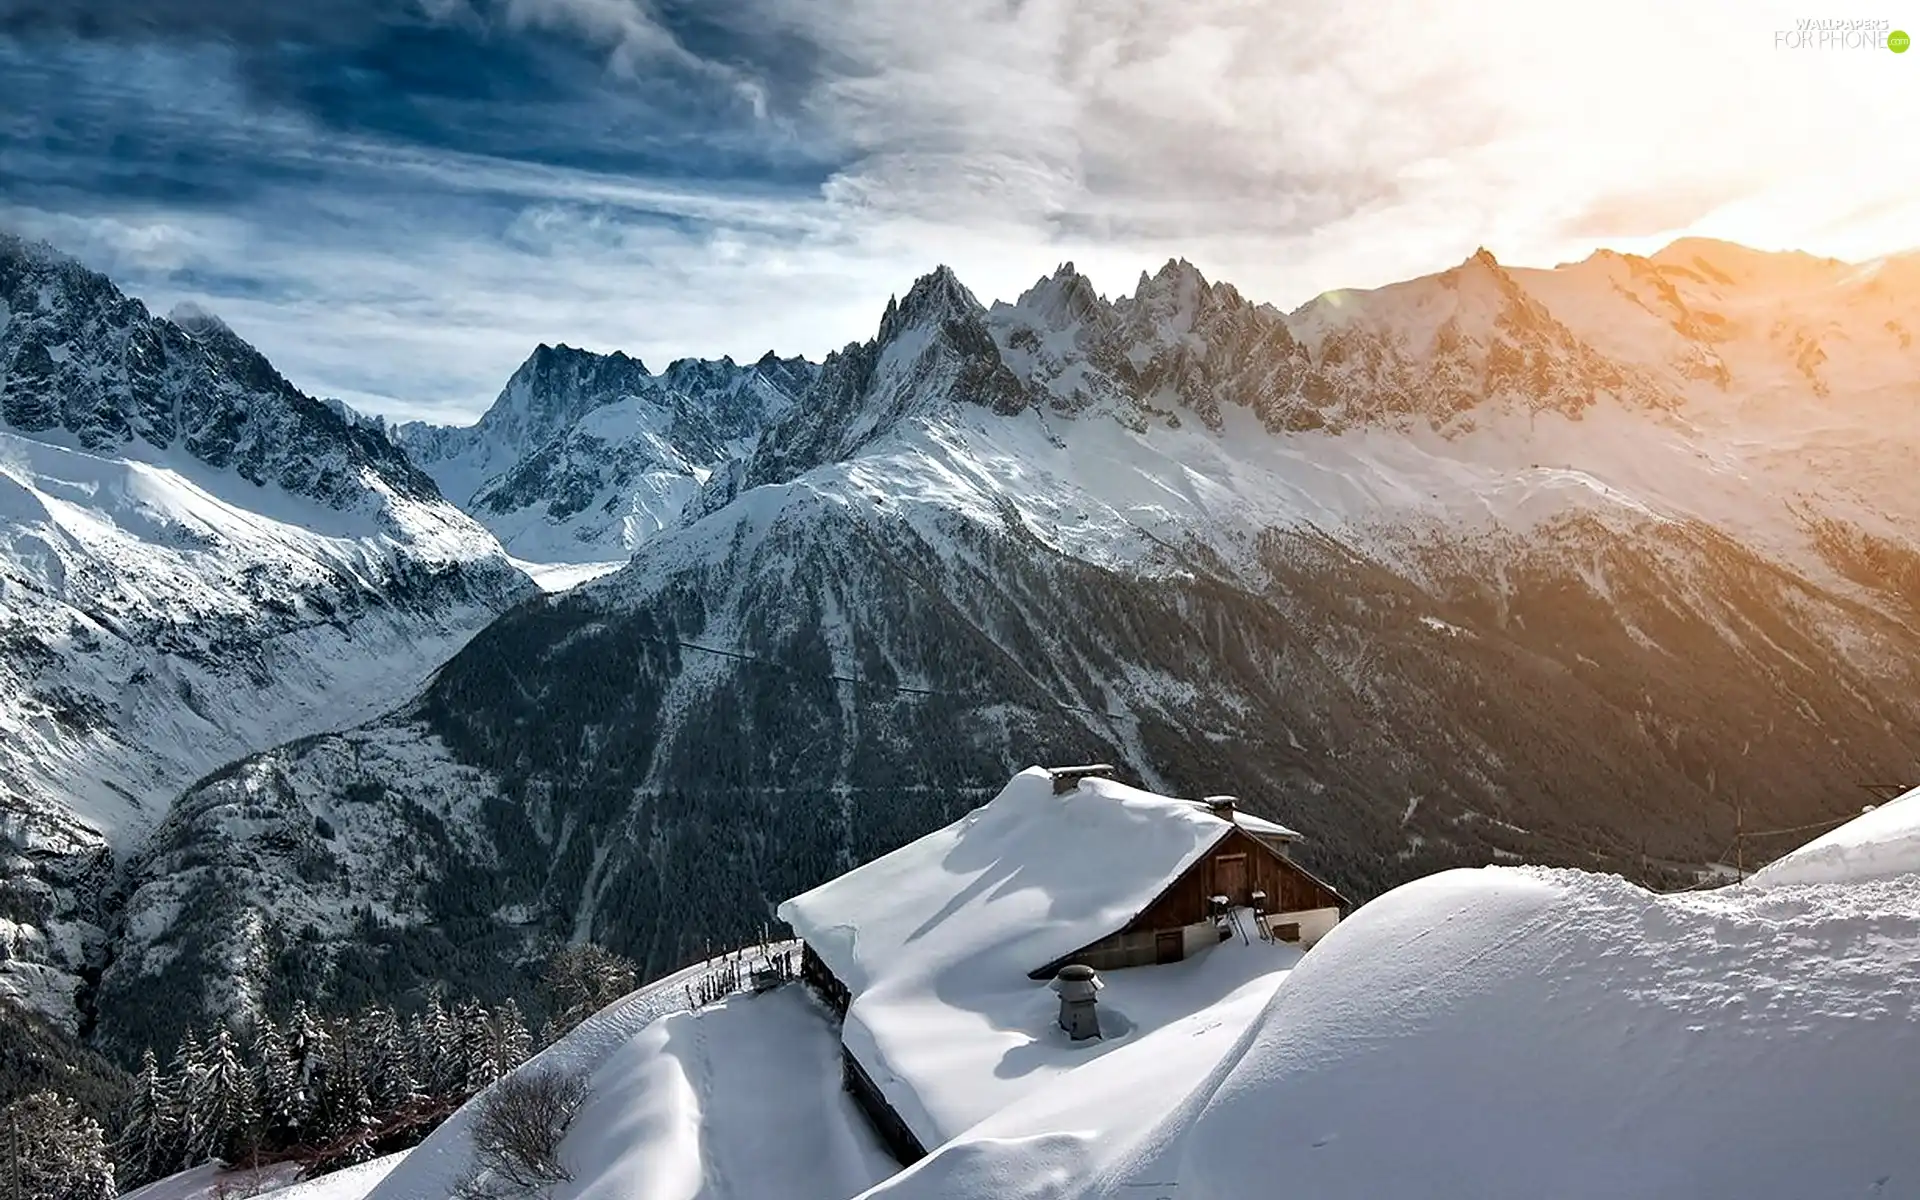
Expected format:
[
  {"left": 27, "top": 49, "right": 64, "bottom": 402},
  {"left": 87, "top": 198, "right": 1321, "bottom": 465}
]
[
  {"left": 120, "top": 1152, "right": 405, "bottom": 1200},
  {"left": 867, "top": 856, "right": 1920, "bottom": 1200},
  {"left": 1750, "top": 783, "right": 1920, "bottom": 888},
  {"left": 366, "top": 947, "right": 893, "bottom": 1200},
  {"left": 777, "top": 767, "right": 1307, "bottom": 1148}
]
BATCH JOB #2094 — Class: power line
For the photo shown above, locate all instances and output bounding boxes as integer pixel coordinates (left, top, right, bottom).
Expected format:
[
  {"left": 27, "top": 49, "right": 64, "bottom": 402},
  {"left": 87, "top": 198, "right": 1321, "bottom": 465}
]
[
  {"left": 627, "top": 629, "right": 1135, "bottom": 721},
  {"left": 1741, "top": 811, "right": 1862, "bottom": 840}
]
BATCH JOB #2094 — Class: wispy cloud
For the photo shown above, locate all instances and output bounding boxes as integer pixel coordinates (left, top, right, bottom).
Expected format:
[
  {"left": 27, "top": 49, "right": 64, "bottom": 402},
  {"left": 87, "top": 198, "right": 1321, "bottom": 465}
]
[{"left": 3, "top": 0, "right": 1915, "bottom": 423}]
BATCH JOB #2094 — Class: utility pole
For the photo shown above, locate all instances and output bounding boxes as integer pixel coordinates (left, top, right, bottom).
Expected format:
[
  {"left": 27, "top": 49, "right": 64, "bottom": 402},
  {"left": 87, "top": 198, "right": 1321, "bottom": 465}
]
[
  {"left": 7, "top": 1107, "right": 19, "bottom": 1200},
  {"left": 1735, "top": 805, "right": 1745, "bottom": 884}
]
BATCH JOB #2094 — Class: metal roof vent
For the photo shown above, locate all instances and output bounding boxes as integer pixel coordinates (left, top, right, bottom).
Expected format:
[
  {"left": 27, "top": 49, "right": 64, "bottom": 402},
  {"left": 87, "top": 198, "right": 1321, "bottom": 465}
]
[
  {"left": 1048, "top": 764, "right": 1118, "bottom": 795},
  {"left": 1205, "top": 795, "right": 1237, "bottom": 821},
  {"left": 1051, "top": 963, "right": 1104, "bottom": 1040}
]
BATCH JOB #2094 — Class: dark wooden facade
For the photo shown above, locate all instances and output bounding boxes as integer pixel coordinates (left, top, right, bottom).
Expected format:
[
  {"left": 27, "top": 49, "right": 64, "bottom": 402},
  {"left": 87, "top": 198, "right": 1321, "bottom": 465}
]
[
  {"left": 802, "top": 943, "right": 851, "bottom": 1018},
  {"left": 1031, "top": 826, "right": 1347, "bottom": 978},
  {"left": 800, "top": 944, "right": 926, "bottom": 1166},
  {"left": 841, "top": 1047, "right": 928, "bottom": 1166}
]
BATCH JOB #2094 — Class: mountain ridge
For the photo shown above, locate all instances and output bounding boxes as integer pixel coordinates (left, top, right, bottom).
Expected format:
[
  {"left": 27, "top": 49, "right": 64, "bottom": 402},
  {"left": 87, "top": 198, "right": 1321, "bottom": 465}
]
[{"left": 0, "top": 232, "right": 536, "bottom": 1033}]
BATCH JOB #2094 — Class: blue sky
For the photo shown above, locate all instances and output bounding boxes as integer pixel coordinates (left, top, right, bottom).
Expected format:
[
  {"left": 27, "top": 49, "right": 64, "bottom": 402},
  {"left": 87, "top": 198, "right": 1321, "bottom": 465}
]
[{"left": 4, "top": 0, "right": 1916, "bottom": 423}]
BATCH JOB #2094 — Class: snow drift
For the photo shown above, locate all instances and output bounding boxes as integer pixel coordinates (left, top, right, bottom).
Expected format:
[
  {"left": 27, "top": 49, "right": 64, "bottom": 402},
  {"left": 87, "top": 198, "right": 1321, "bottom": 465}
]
[
  {"left": 365, "top": 951, "right": 893, "bottom": 1200},
  {"left": 867, "top": 860, "right": 1920, "bottom": 1200},
  {"left": 1750, "top": 783, "right": 1920, "bottom": 888}
]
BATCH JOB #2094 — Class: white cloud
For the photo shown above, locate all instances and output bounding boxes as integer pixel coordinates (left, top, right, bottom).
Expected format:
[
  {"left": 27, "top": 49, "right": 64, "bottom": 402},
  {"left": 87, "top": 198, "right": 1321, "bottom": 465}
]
[{"left": 9, "top": 0, "right": 1915, "bottom": 424}]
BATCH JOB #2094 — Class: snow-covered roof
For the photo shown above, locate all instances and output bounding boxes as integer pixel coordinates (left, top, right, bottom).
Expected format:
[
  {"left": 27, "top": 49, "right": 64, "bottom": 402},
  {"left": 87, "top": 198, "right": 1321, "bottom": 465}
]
[
  {"left": 863, "top": 863, "right": 1920, "bottom": 1200},
  {"left": 780, "top": 767, "right": 1273, "bottom": 992},
  {"left": 1221, "top": 806, "right": 1298, "bottom": 840},
  {"left": 777, "top": 766, "right": 1309, "bottom": 1148}
]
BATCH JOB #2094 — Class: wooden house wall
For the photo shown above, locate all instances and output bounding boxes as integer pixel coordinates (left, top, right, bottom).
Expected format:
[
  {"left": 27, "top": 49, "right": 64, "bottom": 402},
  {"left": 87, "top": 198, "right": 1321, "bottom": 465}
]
[
  {"left": 1030, "top": 828, "right": 1347, "bottom": 977},
  {"left": 802, "top": 943, "right": 852, "bottom": 1018},
  {"left": 1127, "top": 827, "right": 1345, "bottom": 932},
  {"left": 841, "top": 1047, "right": 928, "bottom": 1166}
]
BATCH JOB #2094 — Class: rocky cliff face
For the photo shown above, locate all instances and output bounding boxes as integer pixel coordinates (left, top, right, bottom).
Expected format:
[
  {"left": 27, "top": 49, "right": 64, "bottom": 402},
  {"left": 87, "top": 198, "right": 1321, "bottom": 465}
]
[
  {"left": 0, "top": 234, "right": 533, "bottom": 1031},
  {"left": 395, "top": 345, "right": 815, "bottom": 561}
]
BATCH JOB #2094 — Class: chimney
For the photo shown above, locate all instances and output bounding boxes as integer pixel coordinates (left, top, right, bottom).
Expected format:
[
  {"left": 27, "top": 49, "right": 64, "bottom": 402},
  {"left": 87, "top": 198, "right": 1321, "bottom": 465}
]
[
  {"left": 1048, "top": 764, "right": 1119, "bottom": 795},
  {"left": 1205, "top": 794, "right": 1237, "bottom": 821},
  {"left": 1051, "top": 964, "right": 1103, "bottom": 1040}
]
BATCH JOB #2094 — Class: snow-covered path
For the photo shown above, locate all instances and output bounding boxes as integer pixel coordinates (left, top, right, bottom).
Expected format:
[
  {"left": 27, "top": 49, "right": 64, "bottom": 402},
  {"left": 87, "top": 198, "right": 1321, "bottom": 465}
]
[
  {"left": 367, "top": 945, "right": 894, "bottom": 1200},
  {"left": 565, "top": 988, "right": 896, "bottom": 1200},
  {"left": 121, "top": 1150, "right": 407, "bottom": 1200}
]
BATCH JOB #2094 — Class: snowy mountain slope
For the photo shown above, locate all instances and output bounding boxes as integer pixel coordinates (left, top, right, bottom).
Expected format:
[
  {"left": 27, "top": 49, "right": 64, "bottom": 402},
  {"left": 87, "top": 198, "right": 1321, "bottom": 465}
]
[
  {"left": 107, "top": 458, "right": 1920, "bottom": 1051},
  {"left": 394, "top": 345, "right": 814, "bottom": 561},
  {"left": 364, "top": 947, "right": 894, "bottom": 1200},
  {"left": 99, "top": 241, "right": 1920, "bottom": 1056},
  {"left": 0, "top": 234, "right": 534, "bottom": 1031},
  {"left": 867, "top": 857, "right": 1920, "bottom": 1200}
]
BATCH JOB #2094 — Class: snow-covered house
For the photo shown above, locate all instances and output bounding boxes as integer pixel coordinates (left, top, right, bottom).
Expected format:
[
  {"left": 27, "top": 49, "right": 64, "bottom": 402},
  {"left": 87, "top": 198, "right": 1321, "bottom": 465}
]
[{"left": 777, "top": 764, "right": 1348, "bottom": 1163}]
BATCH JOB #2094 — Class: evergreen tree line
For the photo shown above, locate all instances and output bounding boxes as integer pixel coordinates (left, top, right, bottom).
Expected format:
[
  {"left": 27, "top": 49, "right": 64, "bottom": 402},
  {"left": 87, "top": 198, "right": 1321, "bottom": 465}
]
[
  {"left": 0, "top": 1090, "right": 116, "bottom": 1200},
  {"left": 113, "top": 992, "right": 533, "bottom": 1191}
]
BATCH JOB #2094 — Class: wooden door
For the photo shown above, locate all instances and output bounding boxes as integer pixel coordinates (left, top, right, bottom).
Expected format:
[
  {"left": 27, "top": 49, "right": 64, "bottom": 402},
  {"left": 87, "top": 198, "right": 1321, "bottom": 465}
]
[
  {"left": 1215, "top": 853, "right": 1249, "bottom": 905},
  {"left": 1155, "top": 930, "right": 1183, "bottom": 964}
]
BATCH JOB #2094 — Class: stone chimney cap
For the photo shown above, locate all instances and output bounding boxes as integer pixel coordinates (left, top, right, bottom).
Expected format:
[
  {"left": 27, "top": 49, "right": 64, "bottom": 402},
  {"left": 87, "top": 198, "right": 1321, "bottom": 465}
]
[{"left": 1048, "top": 764, "right": 1118, "bottom": 794}]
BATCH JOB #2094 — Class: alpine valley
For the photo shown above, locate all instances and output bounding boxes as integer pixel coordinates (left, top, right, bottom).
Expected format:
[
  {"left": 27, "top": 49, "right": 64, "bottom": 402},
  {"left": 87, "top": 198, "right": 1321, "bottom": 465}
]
[{"left": 6, "top": 231, "right": 1920, "bottom": 1068}]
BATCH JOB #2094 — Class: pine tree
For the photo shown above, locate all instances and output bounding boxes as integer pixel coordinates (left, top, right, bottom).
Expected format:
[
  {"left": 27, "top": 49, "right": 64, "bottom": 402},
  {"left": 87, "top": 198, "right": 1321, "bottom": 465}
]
[
  {"left": 195, "top": 1025, "right": 260, "bottom": 1166},
  {"left": 113, "top": 1048, "right": 177, "bottom": 1189},
  {"left": 454, "top": 998, "right": 497, "bottom": 1094},
  {"left": 358, "top": 1005, "right": 418, "bottom": 1119},
  {"left": 412, "top": 992, "right": 460, "bottom": 1097},
  {"left": 2, "top": 1091, "right": 117, "bottom": 1200},
  {"left": 286, "top": 1001, "right": 331, "bottom": 1138},
  {"left": 314, "top": 1021, "right": 374, "bottom": 1163},
  {"left": 491, "top": 999, "right": 533, "bottom": 1079},
  {"left": 66, "top": 1111, "right": 116, "bottom": 1200},
  {"left": 168, "top": 1026, "right": 208, "bottom": 1171},
  {"left": 253, "top": 1014, "right": 301, "bottom": 1151}
]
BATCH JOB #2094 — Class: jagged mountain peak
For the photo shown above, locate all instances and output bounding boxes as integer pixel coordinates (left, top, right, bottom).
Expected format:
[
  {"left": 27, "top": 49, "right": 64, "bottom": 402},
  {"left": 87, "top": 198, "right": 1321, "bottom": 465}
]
[
  {"left": 529, "top": 340, "right": 648, "bottom": 373},
  {"left": 397, "top": 339, "right": 818, "bottom": 559},
  {"left": 1000, "top": 262, "right": 1109, "bottom": 332},
  {"left": 878, "top": 264, "right": 985, "bottom": 347},
  {"left": 1, "top": 234, "right": 442, "bottom": 507},
  {"left": 1117, "top": 256, "right": 1256, "bottom": 334},
  {"left": 1647, "top": 236, "right": 1853, "bottom": 290},
  {"left": 468, "top": 341, "right": 658, "bottom": 452},
  {"left": 165, "top": 299, "right": 231, "bottom": 337},
  {"left": 0, "top": 230, "right": 90, "bottom": 277}
]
